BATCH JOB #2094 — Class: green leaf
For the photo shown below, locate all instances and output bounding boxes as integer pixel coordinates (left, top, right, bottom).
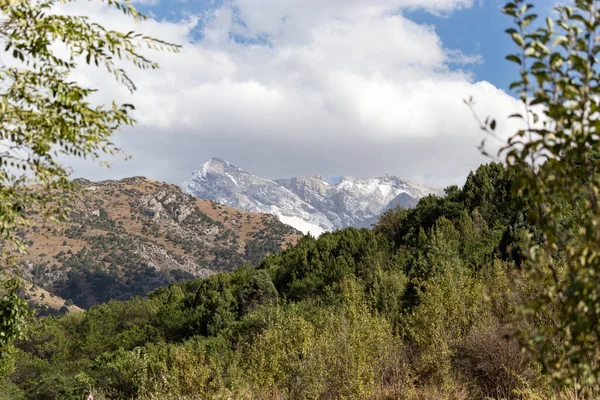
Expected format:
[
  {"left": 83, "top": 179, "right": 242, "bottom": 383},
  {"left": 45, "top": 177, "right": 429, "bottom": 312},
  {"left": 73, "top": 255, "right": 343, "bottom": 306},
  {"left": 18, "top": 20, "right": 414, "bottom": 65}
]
[
  {"left": 509, "top": 81, "right": 523, "bottom": 90},
  {"left": 553, "top": 36, "right": 568, "bottom": 46},
  {"left": 506, "top": 54, "right": 522, "bottom": 65}
]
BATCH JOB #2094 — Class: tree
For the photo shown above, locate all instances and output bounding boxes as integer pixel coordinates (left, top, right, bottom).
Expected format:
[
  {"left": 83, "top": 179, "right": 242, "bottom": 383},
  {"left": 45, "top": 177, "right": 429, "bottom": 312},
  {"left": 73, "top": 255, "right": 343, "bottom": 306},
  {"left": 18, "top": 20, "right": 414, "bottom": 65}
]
[
  {"left": 239, "top": 270, "right": 278, "bottom": 315},
  {"left": 0, "top": 0, "right": 179, "bottom": 376},
  {"left": 0, "top": 280, "right": 28, "bottom": 378},
  {"left": 472, "top": 0, "right": 600, "bottom": 393}
]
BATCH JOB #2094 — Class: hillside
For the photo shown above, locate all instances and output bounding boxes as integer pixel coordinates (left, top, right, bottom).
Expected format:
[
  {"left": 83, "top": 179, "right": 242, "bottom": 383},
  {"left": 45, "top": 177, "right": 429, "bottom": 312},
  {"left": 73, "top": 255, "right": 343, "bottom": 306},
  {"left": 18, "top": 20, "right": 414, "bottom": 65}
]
[{"left": 10, "top": 177, "right": 301, "bottom": 309}]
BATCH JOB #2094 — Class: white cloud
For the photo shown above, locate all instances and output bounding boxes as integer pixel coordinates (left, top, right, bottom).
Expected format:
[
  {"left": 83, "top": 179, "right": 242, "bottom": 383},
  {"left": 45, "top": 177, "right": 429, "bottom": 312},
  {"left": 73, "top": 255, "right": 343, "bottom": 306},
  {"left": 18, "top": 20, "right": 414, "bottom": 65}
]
[{"left": 52, "top": 0, "right": 524, "bottom": 188}]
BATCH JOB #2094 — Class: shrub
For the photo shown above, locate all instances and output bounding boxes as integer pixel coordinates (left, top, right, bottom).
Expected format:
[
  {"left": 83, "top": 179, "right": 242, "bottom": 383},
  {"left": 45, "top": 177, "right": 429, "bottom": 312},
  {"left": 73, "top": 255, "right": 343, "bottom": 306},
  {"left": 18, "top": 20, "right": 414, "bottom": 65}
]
[{"left": 454, "top": 319, "right": 542, "bottom": 399}]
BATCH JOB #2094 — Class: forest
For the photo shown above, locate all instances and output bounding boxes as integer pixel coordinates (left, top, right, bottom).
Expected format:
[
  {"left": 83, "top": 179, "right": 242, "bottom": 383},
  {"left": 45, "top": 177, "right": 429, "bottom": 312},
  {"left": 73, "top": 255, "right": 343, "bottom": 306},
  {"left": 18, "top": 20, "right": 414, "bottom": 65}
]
[{"left": 0, "top": 161, "right": 587, "bottom": 399}]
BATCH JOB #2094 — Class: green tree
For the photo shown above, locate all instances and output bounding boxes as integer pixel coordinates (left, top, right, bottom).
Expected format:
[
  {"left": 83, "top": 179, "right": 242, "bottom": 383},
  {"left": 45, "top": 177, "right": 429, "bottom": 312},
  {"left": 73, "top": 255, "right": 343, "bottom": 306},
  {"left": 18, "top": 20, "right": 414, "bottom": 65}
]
[
  {"left": 238, "top": 270, "right": 278, "bottom": 315},
  {"left": 0, "top": 281, "right": 28, "bottom": 378},
  {"left": 245, "top": 280, "right": 398, "bottom": 400},
  {"left": 473, "top": 0, "right": 600, "bottom": 393}
]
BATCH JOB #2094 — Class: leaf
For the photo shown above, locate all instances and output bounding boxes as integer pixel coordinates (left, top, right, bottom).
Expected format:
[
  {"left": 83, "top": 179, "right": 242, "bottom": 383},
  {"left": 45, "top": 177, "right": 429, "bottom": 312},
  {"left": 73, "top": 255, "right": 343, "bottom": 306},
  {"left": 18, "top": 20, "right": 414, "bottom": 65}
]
[
  {"left": 529, "top": 96, "right": 546, "bottom": 106},
  {"left": 553, "top": 36, "right": 568, "bottom": 46},
  {"left": 531, "top": 61, "right": 546, "bottom": 70},
  {"left": 511, "top": 32, "right": 526, "bottom": 47},
  {"left": 509, "top": 81, "right": 523, "bottom": 90},
  {"left": 522, "top": 14, "right": 538, "bottom": 29},
  {"left": 506, "top": 54, "right": 522, "bottom": 65}
]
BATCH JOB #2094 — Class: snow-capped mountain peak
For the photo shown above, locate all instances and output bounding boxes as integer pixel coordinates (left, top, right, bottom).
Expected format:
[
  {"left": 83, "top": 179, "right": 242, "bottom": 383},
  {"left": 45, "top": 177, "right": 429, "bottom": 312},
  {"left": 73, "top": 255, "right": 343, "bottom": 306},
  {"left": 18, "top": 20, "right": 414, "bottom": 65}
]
[{"left": 180, "top": 159, "right": 443, "bottom": 236}]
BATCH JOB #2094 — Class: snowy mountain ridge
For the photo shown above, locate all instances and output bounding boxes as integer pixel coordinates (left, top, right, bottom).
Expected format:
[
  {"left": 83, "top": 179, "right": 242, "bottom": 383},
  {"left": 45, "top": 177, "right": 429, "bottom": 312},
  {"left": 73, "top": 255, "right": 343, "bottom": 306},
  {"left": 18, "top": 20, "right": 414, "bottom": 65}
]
[{"left": 180, "top": 158, "right": 444, "bottom": 236}]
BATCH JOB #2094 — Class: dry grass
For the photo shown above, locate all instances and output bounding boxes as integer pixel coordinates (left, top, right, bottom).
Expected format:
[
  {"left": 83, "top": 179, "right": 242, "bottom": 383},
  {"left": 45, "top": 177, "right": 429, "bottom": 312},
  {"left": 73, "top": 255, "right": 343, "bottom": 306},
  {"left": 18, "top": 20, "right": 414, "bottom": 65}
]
[{"left": 24, "top": 282, "right": 83, "bottom": 313}]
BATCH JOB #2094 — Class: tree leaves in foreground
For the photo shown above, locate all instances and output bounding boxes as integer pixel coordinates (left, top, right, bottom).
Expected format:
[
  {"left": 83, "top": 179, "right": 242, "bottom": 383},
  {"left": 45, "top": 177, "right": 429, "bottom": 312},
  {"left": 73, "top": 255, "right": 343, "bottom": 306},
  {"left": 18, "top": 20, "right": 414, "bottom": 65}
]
[
  {"left": 475, "top": 0, "right": 600, "bottom": 393},
  {"left": 0, "top": 0, "right": 180, "bottom": 251},
  {"left": 0, "top": 0, "right": 179, "bottom": 378}
]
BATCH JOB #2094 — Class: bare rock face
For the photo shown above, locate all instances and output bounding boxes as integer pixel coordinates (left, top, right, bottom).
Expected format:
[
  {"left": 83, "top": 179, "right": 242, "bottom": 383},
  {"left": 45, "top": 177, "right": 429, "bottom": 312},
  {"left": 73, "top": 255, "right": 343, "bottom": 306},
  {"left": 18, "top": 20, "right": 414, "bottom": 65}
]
[
  {"left": 181, "top": 158, "right": 444, "bottom": 236},
  {"left": 137, "top": 195, "right": 165, "bottom": 220},
  {"left": 134, "top": 242, "right": 212, "bottom": 278}
]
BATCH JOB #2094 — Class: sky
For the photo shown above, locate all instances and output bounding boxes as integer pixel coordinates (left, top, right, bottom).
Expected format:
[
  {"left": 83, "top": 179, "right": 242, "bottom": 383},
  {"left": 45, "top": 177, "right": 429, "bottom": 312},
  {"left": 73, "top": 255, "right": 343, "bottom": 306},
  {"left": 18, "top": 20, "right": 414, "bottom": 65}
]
[{"left": 58, "top": 0, "right": 554, "bottom": 188}]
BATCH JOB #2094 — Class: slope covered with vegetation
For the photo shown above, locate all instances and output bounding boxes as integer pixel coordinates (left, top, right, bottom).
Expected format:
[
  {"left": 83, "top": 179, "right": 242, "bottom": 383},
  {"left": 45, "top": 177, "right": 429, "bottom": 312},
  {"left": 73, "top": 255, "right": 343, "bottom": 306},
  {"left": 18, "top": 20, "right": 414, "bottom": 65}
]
[{"left": 0, "top": 162, "right": 578, "bottom": 400}]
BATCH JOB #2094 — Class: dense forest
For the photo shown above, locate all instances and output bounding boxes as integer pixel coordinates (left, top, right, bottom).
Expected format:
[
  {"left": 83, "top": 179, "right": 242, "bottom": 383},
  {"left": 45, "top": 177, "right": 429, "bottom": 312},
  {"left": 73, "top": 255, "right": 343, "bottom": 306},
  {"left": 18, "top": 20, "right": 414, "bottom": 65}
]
[{"left": 0, "top": 161, "right": 581, "bottom": 399}]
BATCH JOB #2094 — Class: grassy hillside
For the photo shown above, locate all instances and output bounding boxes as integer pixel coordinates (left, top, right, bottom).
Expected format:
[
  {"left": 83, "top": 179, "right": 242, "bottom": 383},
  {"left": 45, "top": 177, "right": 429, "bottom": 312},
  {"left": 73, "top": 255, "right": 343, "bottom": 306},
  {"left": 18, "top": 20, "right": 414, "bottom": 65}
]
[{"left": 8, "top": 177, "right": 300, "bottom": 309}]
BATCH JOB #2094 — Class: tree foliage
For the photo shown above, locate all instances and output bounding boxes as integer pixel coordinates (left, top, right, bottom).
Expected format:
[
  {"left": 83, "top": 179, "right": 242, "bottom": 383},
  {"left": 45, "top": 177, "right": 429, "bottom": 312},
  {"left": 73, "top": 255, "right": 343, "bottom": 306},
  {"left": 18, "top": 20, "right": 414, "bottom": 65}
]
[
  {"left": 0, "top": 160, "right": 560, "bottom": 399},
  {"left": 472, "top": 0, "right": 600, "bottom": 392}
]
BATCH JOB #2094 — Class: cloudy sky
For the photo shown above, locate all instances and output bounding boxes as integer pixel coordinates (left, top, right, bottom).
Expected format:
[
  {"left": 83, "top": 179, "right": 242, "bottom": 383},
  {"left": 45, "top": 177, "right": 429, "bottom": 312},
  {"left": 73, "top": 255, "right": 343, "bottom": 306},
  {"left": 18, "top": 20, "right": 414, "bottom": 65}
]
[{"left": 60, "top": 0, "right": 552, "bottom": 187}]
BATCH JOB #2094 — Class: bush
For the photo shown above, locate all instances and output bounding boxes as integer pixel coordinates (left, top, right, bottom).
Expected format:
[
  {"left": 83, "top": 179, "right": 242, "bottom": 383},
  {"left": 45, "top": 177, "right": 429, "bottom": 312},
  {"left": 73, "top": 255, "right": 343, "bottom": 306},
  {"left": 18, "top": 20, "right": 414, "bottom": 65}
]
[{"left": 454, "top": 319, "right": 541, "bottom": 399}]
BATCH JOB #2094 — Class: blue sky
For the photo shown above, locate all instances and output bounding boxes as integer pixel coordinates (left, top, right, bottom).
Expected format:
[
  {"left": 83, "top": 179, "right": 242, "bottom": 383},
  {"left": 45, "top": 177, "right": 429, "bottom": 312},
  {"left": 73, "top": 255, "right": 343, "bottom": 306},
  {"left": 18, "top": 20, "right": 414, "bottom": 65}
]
[
  {"left": 408, "top": 0, "right": 555, "bottom": 92},
  {"left": 408, "top": 1, "right": 516, "bottom": 91},
  {"left": 68, "top": 0, "right": 554, "bottom": 186}
]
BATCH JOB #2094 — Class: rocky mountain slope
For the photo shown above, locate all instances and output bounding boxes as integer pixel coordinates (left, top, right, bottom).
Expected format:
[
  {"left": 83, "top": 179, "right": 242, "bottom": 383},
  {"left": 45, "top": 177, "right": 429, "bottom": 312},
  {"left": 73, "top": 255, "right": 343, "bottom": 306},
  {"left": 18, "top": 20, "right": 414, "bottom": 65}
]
[
  {"left": 180, "top": 158, "right": 444, "bottom": 235},
  {"left": 9, "top": 177, "right": 300, "bottom": 309}
]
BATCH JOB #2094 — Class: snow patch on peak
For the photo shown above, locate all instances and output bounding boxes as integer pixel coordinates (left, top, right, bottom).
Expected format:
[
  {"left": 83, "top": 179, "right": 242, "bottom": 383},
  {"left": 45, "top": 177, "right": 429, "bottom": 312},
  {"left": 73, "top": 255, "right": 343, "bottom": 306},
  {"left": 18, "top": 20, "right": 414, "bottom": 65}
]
[
  {"left": 277, "top": 214, "right": 325, "bottom": 237},
  {"left": 225, "top": 173, "right": 239, "bottom": 187},
  {"left": 201, "top": 161, "right": 211, "bottom": 178}
]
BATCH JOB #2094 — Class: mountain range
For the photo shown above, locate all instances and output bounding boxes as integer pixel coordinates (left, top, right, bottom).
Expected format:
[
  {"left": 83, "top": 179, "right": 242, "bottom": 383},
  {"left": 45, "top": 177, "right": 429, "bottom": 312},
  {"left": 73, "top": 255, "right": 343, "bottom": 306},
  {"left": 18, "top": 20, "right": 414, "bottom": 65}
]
[{"left": 180, "top": 158, "right": 444, "bottom": 235}]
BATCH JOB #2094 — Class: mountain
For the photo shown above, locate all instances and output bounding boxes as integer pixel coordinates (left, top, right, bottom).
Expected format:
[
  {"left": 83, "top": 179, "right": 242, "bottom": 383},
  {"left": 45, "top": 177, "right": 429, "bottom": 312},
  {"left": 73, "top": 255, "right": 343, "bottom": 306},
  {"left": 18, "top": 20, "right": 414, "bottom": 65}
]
[
  {"left": 180, "top": 158, "right": 444, "bottom": 235},
  {"left": 10, "top": 177, "right": 301, "bottom": 309}
]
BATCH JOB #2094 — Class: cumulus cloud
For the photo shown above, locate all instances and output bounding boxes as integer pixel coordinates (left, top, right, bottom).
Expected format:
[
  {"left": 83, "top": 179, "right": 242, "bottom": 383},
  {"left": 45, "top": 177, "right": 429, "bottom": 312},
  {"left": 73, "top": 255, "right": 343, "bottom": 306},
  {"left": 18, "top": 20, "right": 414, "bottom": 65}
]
[{"left": 54, "top": 0, "right": 523, "bottom": 188}]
